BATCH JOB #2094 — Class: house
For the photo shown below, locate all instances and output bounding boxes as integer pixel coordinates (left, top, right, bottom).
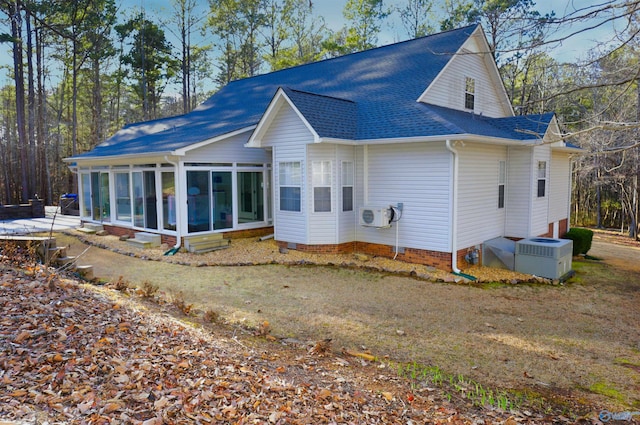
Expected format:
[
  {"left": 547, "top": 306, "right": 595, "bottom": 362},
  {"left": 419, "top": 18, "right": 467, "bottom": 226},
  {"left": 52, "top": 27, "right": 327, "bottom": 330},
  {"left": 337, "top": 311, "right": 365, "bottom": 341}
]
[{"left": 64, "top": 24, "right": 578, "bottom": 272}]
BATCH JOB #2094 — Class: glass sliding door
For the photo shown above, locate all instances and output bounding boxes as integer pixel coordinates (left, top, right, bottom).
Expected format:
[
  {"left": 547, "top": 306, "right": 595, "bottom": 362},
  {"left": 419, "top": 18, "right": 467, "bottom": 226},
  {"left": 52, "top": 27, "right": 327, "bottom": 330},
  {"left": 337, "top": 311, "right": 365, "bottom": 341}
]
[
  {"left": 162, "top": 172, "right": 176, "bottom": 231},
  {"left": 187, "top": 171, "right": 210, "bottom": 232},
  {"left": 80, "top": 173, "right": 91, "bottom": 217},
  {"left": 144, "top": 171, "right": 158, "bottom": 230},
  {"left": 90, "top": 172, "right": 110, "bottom": 222},
  {"left": 237, "top": 171, "right": 264, "bottom": 223},
  {"left": 115, "top": 173, "right": 131, "bottom": 221},
  {"left": 132, "top": 171, "right": 158, "bottom": 229},
  {"left": 212, "top": 172, "right": 232, "bottom": 229}
]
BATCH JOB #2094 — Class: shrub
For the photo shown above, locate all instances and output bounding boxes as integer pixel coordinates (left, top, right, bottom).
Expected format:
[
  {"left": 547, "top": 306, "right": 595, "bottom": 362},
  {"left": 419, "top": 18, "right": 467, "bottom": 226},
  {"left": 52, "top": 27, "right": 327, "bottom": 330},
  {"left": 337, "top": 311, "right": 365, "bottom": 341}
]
[
  {"left": 563, "top": 228, "right": 594, "bottom": 256},
  {"left": 139, "top": 280, "right": 159, "bottom": 298}
]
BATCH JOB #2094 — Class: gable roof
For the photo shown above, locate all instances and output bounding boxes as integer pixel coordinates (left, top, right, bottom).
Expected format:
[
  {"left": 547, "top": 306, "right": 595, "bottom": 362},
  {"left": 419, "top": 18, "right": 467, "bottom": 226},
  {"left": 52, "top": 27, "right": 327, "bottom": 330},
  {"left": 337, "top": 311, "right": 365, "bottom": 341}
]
[
  {"left": 68, "top": 24, "right": 563, "bottom": 161},
  {"left": 69, "top": 25, "right": 479, "bottom": 159}
]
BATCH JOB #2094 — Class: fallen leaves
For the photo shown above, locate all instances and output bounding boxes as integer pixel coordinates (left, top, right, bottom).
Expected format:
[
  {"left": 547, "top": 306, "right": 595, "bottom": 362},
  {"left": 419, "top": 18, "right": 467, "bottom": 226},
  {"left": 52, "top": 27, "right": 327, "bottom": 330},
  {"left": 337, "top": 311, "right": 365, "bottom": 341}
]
[{"left": 0, "top": 260, "right": 542, "bottom": 424}]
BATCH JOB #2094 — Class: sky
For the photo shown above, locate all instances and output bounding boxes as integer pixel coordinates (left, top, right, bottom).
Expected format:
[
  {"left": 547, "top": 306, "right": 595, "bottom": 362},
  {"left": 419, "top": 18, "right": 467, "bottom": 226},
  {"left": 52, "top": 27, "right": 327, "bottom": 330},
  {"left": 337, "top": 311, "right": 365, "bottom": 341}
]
[
  {"left": 132, "top": 0, "right": 619, "bottom": 62},
  {"left": 0, "top": 0, "right": 623, "bottom": 85}
]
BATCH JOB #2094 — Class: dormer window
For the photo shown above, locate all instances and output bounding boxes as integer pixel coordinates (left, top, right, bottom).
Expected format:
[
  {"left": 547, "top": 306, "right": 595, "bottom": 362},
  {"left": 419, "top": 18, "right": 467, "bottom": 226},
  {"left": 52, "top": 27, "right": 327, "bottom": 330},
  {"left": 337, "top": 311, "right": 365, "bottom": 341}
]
[{"left": 465, "top": 77, "right": 475, "bottom": 110}]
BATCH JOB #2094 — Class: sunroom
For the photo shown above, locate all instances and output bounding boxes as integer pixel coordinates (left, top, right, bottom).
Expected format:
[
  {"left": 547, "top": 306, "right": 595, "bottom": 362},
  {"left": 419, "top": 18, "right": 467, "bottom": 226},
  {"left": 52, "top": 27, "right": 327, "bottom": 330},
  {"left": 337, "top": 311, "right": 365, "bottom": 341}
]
[{"left": 77, "top": 160, "right": 272, "bottom": 242}]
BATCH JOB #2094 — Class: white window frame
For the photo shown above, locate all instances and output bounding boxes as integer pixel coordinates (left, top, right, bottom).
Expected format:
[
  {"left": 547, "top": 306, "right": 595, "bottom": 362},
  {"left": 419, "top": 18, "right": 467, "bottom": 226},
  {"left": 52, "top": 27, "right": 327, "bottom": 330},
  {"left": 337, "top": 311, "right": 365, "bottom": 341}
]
[
  {"left": 537, "top": 161, "right": 547, "bottom": 198},
  {"left": 498, "top": 160, "right": 506, "bottom": 209},
  {"left": 312, "top": 160, "right": 332, "bottom": 212},
  {"left": 279, "top": 161, "right": 302, "bottom": 212},
  {"left": 465, "top": 76, "right": 475, "bottom": 110},
  {"left": 341, "top": 161, "right": 354, "bottom": 212}
]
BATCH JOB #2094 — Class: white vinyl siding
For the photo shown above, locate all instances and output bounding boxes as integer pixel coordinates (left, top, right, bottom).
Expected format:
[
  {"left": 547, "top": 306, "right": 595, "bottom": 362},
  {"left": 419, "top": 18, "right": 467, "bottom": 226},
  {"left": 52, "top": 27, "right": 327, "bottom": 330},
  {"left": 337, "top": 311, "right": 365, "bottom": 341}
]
[
  {"left": 358, "top": 142, "right": 451, "bottom": 252},
  {"left": 549, "top": 151, "right": 571, "bottom": 223},
  {"left": 505, "top": 146, "right": 532, "bottom": 238},
  {"left": 307, "top": 144, "right": 337, "bottom": 244},
  {"left": 457, "top": 143, "right": 507, "bottom": 249},
  {"left": 420, "top": 48, "right": 511, "bottom": 118},
  {"left": 531, "top": 146, "right": 551, "bottom": 235},
  {"left": 184, "top": 132, "right": 269, "bottom": 164},
  {"left": 263, "top": 102, "right": 314, "bottom": 244}
]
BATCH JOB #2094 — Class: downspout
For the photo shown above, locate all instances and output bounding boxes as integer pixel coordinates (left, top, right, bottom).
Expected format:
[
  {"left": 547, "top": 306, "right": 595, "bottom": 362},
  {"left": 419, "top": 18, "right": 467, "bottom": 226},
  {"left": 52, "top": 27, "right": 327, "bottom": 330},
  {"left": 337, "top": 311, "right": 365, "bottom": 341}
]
[
  {"left": 164, "top": 155, "right": 182, "bottom": 253},
  {"left": 445, "top": 140, "right": 477, "bottom": 281},
  {"left": 445, "top": 140, "right": 461, "bottom": 274}
]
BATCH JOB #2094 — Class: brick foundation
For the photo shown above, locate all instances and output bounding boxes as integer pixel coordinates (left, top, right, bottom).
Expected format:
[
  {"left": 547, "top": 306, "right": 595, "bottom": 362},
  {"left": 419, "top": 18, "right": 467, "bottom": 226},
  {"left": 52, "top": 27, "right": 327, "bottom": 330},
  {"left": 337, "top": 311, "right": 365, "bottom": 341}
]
[
  {"left": 99, "top": 224, "right": 272, "bottom": 248},
  {"left": 276, "top": 240, "right": 462, "bottom": 270}
]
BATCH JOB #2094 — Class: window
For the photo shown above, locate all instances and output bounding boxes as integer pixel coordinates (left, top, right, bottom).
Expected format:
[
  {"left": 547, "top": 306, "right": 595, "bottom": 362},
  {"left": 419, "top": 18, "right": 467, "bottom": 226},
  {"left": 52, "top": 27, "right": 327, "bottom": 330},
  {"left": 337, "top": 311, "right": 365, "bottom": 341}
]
[
  {"left": 312, "top": 161, "right": 332, "bottom": 212},
  {"left": 537, "top": 161, "right": 547, "bottom": 197},
  {"left": 342, "top": 161, "right": 354, "bottom": 212},
  {"left": 162, "top": 172, "right": 176, "bottom": 231},
  {"left": 279, "top": 162, "right": 301, "bottom": 212},
  {"left": 498, "top": 161, "right": 506, "bottom": 209},
  {"left": 187, "top": 170, "right": 211, "bottom": 232},
  {"left": 465, "top": 77, "right": 475, "bottom": 110}
]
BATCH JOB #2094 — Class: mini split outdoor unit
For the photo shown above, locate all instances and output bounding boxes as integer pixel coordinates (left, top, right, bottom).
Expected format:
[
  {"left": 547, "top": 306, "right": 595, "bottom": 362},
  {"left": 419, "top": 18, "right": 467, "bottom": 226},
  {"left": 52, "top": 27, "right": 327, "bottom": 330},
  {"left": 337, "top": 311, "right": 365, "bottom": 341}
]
[
  {"left": 514, "top": 237, "right": 573, "bottom": 279},
  {"left": 359, "top": 206, "right": 392, "bottom": 227}
]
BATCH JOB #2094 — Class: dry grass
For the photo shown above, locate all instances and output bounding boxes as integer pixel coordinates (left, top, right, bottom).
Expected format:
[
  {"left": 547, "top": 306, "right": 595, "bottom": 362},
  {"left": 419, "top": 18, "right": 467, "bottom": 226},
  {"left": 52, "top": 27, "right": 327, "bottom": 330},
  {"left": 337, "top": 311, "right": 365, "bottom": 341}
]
[{"left": 53, "top": 230, "right": 640, "bottom": 411}]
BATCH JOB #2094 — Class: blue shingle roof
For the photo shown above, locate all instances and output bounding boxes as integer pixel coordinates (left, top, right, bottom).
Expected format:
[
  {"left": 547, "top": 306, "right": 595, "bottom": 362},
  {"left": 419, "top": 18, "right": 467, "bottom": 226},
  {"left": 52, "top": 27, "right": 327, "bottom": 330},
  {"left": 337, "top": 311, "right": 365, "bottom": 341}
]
[
  {"left": 70, "top": 25, "right": 555, "bottom": 160},
  {"left": 282, "top": 88, "right": 357, "bottom": 139}
]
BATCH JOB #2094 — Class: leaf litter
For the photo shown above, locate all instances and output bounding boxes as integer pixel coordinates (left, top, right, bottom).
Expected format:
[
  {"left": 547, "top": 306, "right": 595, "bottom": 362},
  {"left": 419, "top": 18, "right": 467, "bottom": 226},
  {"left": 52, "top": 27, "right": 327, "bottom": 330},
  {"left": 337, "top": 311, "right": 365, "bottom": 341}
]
[{"left": 0, "top": 259, "right": 588, "bottom": 424}]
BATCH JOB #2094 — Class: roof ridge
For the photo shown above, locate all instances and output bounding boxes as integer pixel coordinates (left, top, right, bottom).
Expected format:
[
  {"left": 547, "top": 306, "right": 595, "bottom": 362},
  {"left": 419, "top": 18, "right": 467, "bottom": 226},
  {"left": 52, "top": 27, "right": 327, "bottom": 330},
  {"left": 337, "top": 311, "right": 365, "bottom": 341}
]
[
  {"left": 282, "top": 87, "right": 356, "bottom": 104},
  {"left": 224, "top": 24, "right": 478, "bottom": 87}
]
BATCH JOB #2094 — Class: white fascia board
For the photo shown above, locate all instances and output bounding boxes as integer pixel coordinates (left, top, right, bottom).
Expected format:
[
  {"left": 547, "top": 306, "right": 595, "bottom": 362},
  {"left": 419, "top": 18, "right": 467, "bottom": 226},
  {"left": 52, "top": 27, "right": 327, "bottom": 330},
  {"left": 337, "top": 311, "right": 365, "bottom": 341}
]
[
  {"left": 63, "top": 152, "right": 174, "bottom": 165},
  {"left": 246, "top": 88, "right": 320, "bottom": 147},
  {"left": 320, "top": 134, "right": 538, "bottom": 146},
  {"left": 174, "top": 126, "right": 256, "bottom": 155}
]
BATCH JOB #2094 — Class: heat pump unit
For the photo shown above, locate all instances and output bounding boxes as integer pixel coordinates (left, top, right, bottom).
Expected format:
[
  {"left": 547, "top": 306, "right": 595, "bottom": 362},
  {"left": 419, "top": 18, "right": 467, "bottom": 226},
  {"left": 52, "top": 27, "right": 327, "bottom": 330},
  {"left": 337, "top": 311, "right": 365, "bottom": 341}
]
[
  {"left": 359, "top": 206, "right": 392, "bottom": 227},
  {"left": 514, "top": 237, "right": 573, "bottom": 279}
]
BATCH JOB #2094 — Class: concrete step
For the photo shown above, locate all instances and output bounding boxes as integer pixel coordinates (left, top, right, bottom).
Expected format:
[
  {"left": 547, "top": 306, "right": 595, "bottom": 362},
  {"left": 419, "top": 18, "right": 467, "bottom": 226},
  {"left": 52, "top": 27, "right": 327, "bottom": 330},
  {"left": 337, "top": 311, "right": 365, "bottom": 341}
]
[
  {"left": 127, "top": 239, "right": 157, "bottom": 249},
  {"left": 46, "top": 246, "right": 66, "bottom": 263},
  {"left": 134, "top": 232, "right": 162, "bottom": 245},
  {"left": 126, "top": 232, "right": 161, "bottom": 249},
  {"left": 77, "top": 223, "right": 104, "bottom": 234},
  {"left": 56, "top": 256, "right": 76, "bottom": 266},
  {"left": 75, "top": 265, "right": 94, "bottom": 280},
  {"left": 186, "top": 238, "right": 230, "bottom": 254}
]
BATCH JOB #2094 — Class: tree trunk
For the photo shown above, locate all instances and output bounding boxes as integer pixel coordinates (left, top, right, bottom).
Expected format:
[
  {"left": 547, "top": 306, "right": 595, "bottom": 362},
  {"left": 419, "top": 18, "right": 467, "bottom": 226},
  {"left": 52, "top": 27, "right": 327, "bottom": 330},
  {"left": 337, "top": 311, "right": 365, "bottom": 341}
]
[
  {"left": 26, "top": 10, "right": 36, "bottom": 199},
  {"left": 12, "top": 0, "right": 29, "bottom": 203}
]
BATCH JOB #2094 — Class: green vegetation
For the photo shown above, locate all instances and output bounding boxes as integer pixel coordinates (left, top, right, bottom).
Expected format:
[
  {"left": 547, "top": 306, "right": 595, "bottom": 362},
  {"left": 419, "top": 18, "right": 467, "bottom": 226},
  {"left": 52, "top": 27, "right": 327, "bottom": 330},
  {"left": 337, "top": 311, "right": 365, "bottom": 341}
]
[
  {"left": 396, "top": 361, "right": 522, "bottom": 411},
  {"left": 564, "top": 228, "right": 594, "bottom": 256},
  {"left": 588, "top": 381, "right": 625, "bottom": 403}
]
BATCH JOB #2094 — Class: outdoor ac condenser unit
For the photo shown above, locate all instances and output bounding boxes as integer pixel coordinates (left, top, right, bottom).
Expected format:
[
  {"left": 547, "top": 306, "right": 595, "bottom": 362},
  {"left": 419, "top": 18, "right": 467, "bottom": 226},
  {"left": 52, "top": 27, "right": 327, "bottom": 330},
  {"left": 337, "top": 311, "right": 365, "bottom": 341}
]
[
  {"left": 514, "top": 237, "right": 573, "bottom": 279},
  {"left": 359, "top": 206, "right": 392, "bottom": 227}
]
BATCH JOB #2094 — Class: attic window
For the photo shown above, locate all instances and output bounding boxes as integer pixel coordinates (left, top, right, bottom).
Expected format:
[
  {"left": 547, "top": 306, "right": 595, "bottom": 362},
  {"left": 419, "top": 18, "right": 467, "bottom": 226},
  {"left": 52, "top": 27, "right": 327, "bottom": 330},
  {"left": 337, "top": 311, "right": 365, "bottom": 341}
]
[{"left": 465, "top": 77, "right": 475, "bottom": 110}]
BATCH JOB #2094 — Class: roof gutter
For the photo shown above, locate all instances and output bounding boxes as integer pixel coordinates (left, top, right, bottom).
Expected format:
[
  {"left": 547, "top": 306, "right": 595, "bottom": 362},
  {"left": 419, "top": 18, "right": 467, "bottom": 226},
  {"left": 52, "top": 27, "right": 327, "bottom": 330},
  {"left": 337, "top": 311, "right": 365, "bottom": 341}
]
[{"left": 319, "top": 134, "right": 543, "bottom": 146}]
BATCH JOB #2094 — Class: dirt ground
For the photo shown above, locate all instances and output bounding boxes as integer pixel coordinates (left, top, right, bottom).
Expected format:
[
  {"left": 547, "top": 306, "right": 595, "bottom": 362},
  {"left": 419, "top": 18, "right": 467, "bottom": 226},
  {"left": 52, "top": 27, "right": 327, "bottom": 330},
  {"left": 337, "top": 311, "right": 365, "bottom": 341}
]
[{"left": 55, "top": 229, "right": 640, "bottom": 413}]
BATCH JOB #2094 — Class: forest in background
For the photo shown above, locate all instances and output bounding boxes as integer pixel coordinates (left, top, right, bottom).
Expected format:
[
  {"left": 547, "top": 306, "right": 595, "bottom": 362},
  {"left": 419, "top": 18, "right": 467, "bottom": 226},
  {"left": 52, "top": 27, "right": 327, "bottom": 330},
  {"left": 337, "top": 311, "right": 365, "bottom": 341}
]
[{"left": 2, "top": 0, "right": 640, "bottom": 238}]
